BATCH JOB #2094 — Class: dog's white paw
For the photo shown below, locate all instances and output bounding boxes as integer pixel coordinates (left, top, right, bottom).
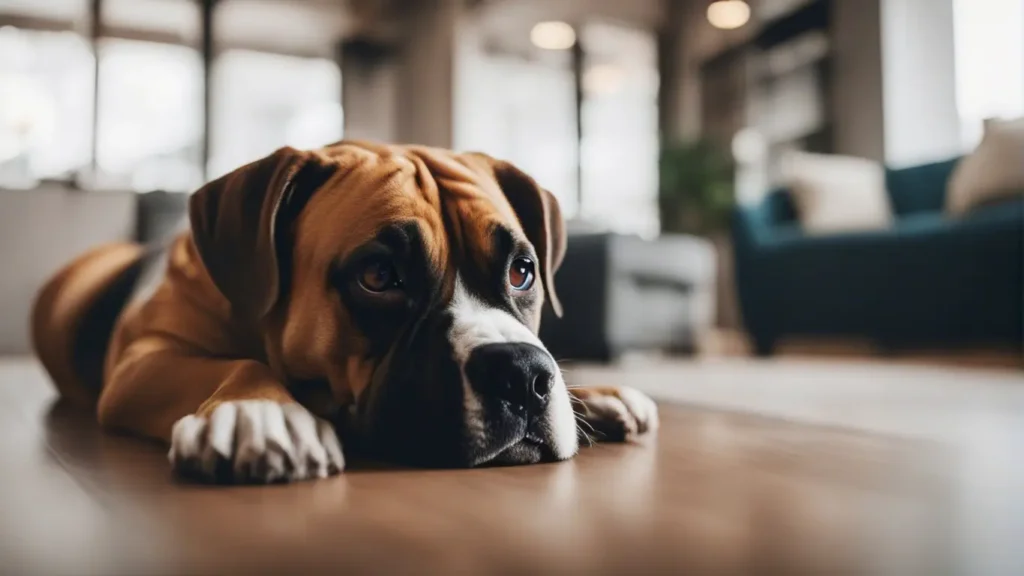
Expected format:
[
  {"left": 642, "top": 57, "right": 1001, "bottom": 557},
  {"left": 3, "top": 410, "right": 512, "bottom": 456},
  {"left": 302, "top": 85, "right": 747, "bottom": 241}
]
[
  {"left": 574, "top": 387, "right": 659, "bottom": 441},
  {"left": 169, "top": 400, "right": 345, "bottom": 484}
]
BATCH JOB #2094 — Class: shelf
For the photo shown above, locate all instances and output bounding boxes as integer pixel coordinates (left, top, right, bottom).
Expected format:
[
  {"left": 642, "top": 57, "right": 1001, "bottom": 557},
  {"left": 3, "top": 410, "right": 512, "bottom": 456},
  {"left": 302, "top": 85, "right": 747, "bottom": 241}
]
[
  {"left": 697, "top": 0, "right": 836, "bottom": 157},
  {"left": 753, "top": 0, "right": 831, "bottom": 51},
  {"left": 751, "top": 30, "right": 831, "bottom": 85},
  {"left": 765, "top": 123, "right": 834, "bottom": 151},
  {"left": 699, "top": 0, "right": 831, "bottom": 71}
]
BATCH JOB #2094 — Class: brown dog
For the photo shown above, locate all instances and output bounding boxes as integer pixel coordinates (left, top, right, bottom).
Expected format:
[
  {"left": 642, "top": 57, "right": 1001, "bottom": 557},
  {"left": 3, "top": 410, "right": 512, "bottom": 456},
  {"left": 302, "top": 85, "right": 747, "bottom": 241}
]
[{"left": 31, "top": 141, "right": 658, "bottom": 483}]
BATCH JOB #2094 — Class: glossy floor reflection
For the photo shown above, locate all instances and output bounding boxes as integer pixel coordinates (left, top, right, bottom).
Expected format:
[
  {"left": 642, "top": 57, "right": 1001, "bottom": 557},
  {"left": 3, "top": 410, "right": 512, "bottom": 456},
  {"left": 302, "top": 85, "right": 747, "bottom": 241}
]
[{"left": 1, "top": 358, "right": 1020, "bottom": 575}]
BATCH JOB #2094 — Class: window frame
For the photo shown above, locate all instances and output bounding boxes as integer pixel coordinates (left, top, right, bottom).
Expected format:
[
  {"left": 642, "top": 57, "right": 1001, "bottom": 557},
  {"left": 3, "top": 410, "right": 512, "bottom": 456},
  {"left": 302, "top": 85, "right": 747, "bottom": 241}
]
[{"left": 0, "top": 0, "right": 344, "bottom": 190}]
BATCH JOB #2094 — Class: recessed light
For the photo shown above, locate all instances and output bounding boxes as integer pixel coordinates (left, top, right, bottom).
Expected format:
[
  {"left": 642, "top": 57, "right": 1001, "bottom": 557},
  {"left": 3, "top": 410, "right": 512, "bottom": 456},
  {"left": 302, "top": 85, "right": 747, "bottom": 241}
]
[
  {"left": 531, "top": 21, "right": 576, "bottom": 50},
  {"left": 707, "top": 0, "right": 751, "bottom": 30}
]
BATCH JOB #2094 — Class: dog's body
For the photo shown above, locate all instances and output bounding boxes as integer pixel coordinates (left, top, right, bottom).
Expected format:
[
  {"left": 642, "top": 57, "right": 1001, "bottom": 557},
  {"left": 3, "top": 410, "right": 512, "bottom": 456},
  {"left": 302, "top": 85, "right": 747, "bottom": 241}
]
[{"left": 32, "top": 141, "right": 657, "bottom": 483}]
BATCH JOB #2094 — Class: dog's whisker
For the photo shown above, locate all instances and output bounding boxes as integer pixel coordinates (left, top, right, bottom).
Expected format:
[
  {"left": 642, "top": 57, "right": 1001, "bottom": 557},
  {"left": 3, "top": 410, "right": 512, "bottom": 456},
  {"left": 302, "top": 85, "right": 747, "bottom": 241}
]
[
  {"left": 575, "top": 423, "right": 595, "bottom": 447},
  {"left": 574, "top": 414, "right": 597, "bottom": 434},
  {"left": 568, "top": 393, "right": 586, "bottom": 403},
  {"left": 575, "top": 420, "right": 596, "bottom": 436}
]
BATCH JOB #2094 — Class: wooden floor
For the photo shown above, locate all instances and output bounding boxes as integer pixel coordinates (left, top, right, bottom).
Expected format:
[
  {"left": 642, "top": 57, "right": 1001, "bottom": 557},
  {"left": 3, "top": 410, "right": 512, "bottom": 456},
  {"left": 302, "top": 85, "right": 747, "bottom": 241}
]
[{"left": 1, "top": 357, "right": 1022, "bottom": 576}]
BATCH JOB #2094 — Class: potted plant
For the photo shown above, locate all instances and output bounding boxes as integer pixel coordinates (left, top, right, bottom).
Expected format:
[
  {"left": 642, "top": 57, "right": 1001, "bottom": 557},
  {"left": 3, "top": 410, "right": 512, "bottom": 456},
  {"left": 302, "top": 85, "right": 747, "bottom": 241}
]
[
  {"left": 658, "top": 139, "right": 740, "bottom": 331},
  {"left": 658, "top": 139, "right": 735, "bottom": 236}
]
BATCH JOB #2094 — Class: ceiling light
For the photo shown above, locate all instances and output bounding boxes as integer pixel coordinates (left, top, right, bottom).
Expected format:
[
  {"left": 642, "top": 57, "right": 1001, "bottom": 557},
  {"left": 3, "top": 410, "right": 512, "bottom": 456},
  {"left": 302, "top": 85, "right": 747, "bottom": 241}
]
[
  {"left": 707, "top": 0, "right": 751, "bottom": 30},
  {"left": 531, "top": 21, "right": 576, "bottom": 50}
]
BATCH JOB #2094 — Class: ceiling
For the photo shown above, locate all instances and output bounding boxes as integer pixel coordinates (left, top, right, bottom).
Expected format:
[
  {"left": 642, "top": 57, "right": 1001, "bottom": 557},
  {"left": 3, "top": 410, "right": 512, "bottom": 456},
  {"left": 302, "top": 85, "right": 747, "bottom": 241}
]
[
  {"left": 472, "top": 0, "right": 666, "bottom": 60},
  {"left": 0, "top": 0, "right": 667, "bottom": 59},
  {"left": 0, "top": 0, "right": 368, "bottom": 56}
]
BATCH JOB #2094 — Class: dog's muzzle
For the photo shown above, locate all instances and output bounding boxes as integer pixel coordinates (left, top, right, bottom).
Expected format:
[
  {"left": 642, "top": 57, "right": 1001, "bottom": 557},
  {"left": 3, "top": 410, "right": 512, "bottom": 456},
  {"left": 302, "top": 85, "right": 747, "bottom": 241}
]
[
  {"left": 446, "top": 278, "right": 579, "bottom": 466},
  {"left": 348, "top": 278, "right": 579, "bottom": 468}
]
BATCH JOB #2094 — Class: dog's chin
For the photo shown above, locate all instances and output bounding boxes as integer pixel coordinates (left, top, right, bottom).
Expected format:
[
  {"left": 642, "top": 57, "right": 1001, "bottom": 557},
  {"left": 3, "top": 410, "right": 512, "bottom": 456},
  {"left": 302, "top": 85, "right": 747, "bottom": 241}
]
[
  {"left": 467, "top": 432, "right": 549, "bottom": 467},
  {"left": 350, "top": 380, "right": 578, "bottom": 468},
  {"left": 487, "top": 438, "right": 546, "bottom": 466},
  {"left": 462, "top": 401, "right": 567, "bottom": 467}
]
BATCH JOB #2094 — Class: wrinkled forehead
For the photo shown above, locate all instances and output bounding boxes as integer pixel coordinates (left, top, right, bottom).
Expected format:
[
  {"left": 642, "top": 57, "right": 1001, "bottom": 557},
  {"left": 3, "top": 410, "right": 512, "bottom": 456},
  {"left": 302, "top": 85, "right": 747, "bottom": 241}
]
[
  {"left": 292, "top": 145, "right": 439, "bottom": 271},
  {"left": 408, "top": 146, "right": 529, "bottom": 269},
  {"left": 301, "top": 143, "right": 526, "bottom": 274}
]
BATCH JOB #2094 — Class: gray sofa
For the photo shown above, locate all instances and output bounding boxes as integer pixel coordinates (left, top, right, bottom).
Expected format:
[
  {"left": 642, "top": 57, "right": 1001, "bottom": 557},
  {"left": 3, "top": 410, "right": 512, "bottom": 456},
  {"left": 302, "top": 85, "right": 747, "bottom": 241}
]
[{"left": 540, "top": 231, "right": 716, "bottom": 362}]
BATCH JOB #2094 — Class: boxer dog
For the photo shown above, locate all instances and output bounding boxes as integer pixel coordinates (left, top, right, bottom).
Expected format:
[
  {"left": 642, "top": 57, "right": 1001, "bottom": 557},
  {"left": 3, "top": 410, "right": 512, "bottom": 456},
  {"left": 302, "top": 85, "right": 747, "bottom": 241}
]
[{"left": 31, "top": 141, "right": 658, "bottom": 484}]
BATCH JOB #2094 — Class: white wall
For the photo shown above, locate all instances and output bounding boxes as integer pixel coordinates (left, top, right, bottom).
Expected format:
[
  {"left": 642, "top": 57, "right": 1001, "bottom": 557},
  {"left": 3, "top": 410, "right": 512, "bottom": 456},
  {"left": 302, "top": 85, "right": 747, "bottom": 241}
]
[
  {"left": 882, "top": 0, "right": 962, "bottom": 166},
  {"left": 952, "top": 0, "right": 1024, "bottom": 149}
]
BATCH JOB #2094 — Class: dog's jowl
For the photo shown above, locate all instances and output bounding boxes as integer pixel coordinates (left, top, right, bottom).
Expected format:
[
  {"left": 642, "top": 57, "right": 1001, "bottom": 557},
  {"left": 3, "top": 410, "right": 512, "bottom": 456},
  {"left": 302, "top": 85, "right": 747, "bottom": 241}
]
[{"left": 31, "top": 141, "right": 658, "bottom": 484}]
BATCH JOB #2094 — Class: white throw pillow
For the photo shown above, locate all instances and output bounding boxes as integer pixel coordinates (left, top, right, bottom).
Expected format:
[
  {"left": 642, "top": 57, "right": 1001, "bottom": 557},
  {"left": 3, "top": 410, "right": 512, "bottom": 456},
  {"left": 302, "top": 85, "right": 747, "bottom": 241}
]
[
  {"left": 780, "top": 151, "right": 892, "bottom": 234},
  {"left": 947, "top": 117, "right": 1024, "bottom": 216}
]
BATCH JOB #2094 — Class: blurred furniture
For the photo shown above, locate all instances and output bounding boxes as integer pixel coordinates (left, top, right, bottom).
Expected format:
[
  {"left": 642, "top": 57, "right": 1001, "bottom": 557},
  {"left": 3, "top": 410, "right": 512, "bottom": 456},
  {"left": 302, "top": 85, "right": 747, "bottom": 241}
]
[
  {"left": 0, "top": 186, "right": 136, "bottom": 354},
  {"left": 540, "top": 232, "right": 716, "bottom": 362},
  {"left": 0, "top": 187, "right": 188, "bottom": 355},
  {"left": 701, "top": 0, "right": 836, "bottom": 177},
  {"left": 733, "top": 157, "right": 1024, "bottom": 355},
  {"left": 136, "top": 190, "right": 189, "bottom": 244},
  {"left": 947, "top": 117, "right": 1024, "bottom": 216}
]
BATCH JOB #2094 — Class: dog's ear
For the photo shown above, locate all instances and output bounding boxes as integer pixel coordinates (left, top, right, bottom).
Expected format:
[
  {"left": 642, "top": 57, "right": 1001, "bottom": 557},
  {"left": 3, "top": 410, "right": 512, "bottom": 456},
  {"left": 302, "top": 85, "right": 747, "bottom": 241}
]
[
  {"left": 189, "top": 147, "right": 336, "bottom": 321},
  {"left": 475, "top": 157, "right": 567, "bottom": 317}
]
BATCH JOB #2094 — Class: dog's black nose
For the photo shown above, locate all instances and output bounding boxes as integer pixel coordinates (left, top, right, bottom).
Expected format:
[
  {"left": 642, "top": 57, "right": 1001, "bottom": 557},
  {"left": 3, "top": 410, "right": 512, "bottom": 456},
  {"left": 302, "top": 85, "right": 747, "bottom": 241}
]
[{"left": 465, "top": 343, "right": 555, "bottom": 413}]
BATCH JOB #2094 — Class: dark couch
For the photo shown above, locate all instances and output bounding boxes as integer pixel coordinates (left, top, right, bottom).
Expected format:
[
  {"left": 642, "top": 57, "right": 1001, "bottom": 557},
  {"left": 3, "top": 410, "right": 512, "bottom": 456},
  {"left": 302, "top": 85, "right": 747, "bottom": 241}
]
[{"left": 733, "top": 157, "right": 1024, "bottom": 355}]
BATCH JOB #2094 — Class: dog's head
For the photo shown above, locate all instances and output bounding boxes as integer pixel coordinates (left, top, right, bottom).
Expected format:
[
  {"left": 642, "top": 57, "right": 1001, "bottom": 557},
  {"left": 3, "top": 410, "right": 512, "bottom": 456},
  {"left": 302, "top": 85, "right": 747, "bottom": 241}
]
[{"left": 188, "top": 142, "right": 577, "bottom": 467}]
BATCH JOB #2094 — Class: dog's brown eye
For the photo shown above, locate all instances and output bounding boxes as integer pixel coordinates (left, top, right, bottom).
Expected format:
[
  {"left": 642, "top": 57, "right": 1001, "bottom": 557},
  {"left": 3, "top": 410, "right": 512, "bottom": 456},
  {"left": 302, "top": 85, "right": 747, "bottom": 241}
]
[
  {"left": 359, "top": 259, "right": 401, "bottom": 293},
  {"left": 508, "top": 257, "right": 535, "bottom": 291}
]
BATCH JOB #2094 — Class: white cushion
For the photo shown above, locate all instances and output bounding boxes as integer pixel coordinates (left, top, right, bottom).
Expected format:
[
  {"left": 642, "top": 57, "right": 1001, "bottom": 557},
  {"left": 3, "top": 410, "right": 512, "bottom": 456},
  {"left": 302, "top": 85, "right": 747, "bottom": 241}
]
[
  {"left": 780, "top": 151, "right": 892, "bottom": 234},
  {"left": 947, "top": 117, "right": 1024, "bottom": 216}
]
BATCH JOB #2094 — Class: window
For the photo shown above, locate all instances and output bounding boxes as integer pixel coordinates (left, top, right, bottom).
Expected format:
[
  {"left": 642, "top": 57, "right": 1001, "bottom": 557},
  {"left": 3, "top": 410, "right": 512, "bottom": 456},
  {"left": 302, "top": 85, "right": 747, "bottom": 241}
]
[
  {"left": 456, "top": 20, "right": 659, "bottom": 234},
  {"left": 1, "top": 0, "right": 345, "bottom": 191},
  {"left": 954, "top": 0, "right": 1024, "bottom": 148},
  {"left": 103, "top": 0, "right": 202, "bottom": 45},
  {"left": 0, "top": 26, "right": 93, "bottom": 187},
  {"left": 580, "top": 22, "right": 660, "bottom": 237},
  {"left": 209, "top": 50, "right": 342, "bottom": 179},
  {"left": 95, "top": 39, "right": 203, "bottom": 192},
  {"left": 455, "top": 48, "right": 579, "bottom": 218}
]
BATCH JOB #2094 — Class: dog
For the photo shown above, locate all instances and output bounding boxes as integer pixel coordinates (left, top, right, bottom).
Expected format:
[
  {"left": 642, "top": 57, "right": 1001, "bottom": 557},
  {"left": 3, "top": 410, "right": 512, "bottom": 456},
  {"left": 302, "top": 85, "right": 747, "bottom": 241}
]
[{"left": 31, "top": 141, "right": 658, "bottom": 483}]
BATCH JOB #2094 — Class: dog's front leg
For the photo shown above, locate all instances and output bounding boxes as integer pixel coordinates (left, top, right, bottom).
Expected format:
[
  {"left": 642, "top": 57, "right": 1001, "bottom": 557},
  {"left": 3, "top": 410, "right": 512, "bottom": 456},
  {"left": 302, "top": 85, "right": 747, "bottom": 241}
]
[
  {"left": 98, "top": 342, "right": 344, "bottom": 484},
  {"left": 569, "top": 387, "right": 660, "bottom": 443}
]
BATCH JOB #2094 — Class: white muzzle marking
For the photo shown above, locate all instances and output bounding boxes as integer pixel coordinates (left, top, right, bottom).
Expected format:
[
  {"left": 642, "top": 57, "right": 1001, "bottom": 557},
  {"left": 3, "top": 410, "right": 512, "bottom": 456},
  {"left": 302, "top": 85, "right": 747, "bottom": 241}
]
[{"left": 446, "top": 277, "right": 578, "bottom": 462}]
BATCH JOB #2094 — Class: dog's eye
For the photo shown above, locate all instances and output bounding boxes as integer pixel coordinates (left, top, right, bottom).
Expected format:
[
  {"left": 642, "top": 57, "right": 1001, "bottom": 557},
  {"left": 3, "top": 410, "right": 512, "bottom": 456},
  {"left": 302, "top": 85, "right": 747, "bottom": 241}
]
[
  {"left": 358, "top": 259, "right": 402, "bottom": 293},
  {"left": 508, "top": 257, "right": 535, "bottom": 291}
]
